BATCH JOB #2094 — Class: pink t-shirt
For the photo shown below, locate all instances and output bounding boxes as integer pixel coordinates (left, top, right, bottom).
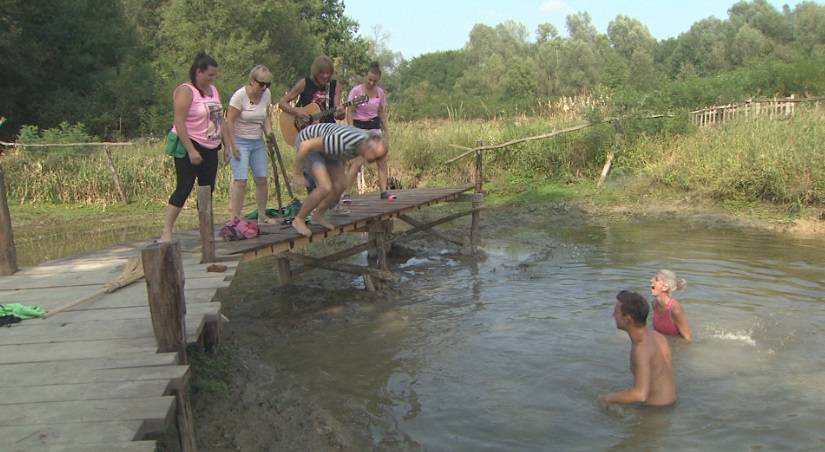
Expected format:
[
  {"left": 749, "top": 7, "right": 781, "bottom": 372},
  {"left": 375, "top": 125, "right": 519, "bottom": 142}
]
[
  {"left": 348, "top": 84, "right": 385, "bottom": 121},
  {"left": 172, "top": 83, "right": 223, "bottom": 149}
]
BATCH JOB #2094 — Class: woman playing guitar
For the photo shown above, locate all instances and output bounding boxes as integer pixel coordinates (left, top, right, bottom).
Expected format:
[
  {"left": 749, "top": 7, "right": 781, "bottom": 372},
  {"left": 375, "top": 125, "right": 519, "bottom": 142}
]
[{"left": 278, "top": 55, "right": 344, "bottom": 135}]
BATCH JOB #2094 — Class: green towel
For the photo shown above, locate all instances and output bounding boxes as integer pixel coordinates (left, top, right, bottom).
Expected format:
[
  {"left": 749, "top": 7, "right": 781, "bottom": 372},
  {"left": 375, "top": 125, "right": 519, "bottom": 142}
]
[{"left": 0, "top": 303, "right": 46, "bottom": 319}]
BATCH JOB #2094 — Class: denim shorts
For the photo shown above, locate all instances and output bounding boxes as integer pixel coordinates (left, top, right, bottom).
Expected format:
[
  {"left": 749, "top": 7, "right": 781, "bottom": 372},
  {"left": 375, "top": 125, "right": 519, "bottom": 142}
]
[
  {"left": 230, "top": 137, "right": 268, "bottom": 180},
  {"left": 294, "top": 135, "right": 342, "bottom": 193}
]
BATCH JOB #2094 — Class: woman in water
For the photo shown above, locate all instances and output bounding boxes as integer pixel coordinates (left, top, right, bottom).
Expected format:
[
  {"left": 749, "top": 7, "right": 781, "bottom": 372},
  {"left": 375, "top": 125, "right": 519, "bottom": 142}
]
[{"left": 650, "top": 269, "right": 692, "bottom": 341}]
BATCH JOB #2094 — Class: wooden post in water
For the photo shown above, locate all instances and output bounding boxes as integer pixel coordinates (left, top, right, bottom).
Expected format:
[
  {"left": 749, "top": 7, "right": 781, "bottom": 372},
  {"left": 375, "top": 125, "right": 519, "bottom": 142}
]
[
  {"left": 197, "top": 186, "right": 215, "bottom": 263},
  {"left": 466, "top": 141, "right": 483, "bottom": 256},
  {"left": 276, "top": 255, "right": 292, "bottom": 285},
  {"left": 0, "top": 167, "right": 18, "bottom": 275},
  {"left": 366, "top": 219, "right": 391, "bottom": 290},
  {"left": 104, "top": 145, "right": 128, "bottom": 204}
]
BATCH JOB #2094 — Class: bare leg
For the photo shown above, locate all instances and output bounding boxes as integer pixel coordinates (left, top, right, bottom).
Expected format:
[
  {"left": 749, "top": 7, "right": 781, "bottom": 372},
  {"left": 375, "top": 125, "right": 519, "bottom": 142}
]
[
  {"left": 291, "top": 165, "right": 333, "bottom": 237},
  {"left": 312, "top": 164, "right": 347, "bottom": 228},
  {"left": 253, "top": 176, "right": 270, "bottom": 223},
  {"left": 230, "top": 180, "right": 247, "bottom": 219},
  {"left": 161, "top": 204, "right": 182, "bottom": 242}
]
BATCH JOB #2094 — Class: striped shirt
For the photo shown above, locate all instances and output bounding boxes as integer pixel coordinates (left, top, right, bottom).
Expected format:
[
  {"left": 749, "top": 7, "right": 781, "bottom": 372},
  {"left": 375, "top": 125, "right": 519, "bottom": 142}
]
[{"left": 296, "top": 123, "right": 369, "bottom": 161}]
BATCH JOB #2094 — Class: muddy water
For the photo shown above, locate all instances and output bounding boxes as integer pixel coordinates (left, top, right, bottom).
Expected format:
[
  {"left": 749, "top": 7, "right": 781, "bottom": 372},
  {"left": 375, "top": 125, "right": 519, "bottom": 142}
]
[{"left": 219, "top": 219, "right": 825, "bottom": 451}]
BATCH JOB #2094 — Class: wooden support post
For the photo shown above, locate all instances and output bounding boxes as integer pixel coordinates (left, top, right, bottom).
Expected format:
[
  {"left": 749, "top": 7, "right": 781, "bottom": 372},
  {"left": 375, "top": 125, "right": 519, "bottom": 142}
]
[
  {"left": 104, "top": 146, "right": 128, "bottom": 204},
  {"left": 141, "top": 240, "right": 188, "bottom": 364},
  {"left": 367, "top": 219, "right": 391, "bottom": 290},
  {"left": 197, "top": 186, "right": 215, "bottom": 263},
  {"left": 172, "top": 373, "right": 196, "bottom": 452},
  {"left": 202, "top": 312, "right": 222, "bottom": 352},
  {"left": 0, "top": 167, "right": 17, "bottom": 275},
  {"left": 276, "top": 256, "right": 292, "bottom": 285},
  {"left": 466, "top": 142, "right": 483, "bottom": 256}
]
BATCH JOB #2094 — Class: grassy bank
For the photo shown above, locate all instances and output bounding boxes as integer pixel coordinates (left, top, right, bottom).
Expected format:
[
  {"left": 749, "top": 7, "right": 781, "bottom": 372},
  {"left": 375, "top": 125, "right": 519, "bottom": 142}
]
[{"left": 4, "top": 110, "right": 824, "bottom": 220}]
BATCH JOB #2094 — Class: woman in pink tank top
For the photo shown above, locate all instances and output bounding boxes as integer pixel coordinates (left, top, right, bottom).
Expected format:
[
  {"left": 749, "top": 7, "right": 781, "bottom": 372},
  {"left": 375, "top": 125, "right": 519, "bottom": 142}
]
[
  {"left": 650, "top": 269, "right": 692, "bottom": 341},
  {"left": 161, "top": 51, "right": 223, "bottom": 242}
]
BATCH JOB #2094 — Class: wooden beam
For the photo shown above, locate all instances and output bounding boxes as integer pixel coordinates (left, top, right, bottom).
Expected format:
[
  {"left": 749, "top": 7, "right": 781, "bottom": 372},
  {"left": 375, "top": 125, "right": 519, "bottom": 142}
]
[
  {"left": 447, "top": 193, "right": 484, "bottom": 203},
  {"left": 291, "top": 241, "right": 372, "bottom": 276},
  {"left": 283, "top": 252, "right": 399, "bottom": 282},
  {"left": 397, "top": 214, "right": 462, "bottom": 246},
  {"left": 197, "top": 186, "right": 215, "bottom": 263},
  {"left": 276, "top": 256, "right": 292, "bottom": 285},
  {"left": 0, "top": 167, "right": 17, "bottom": 275},
  {"left": 389, "top": 207, "right": 482, "bottom": 245},
  {"left": 367, "top": 220, "right": 391, "bottom": 290},
  {"left": 141, "top": 240, "right": 188, "bottom": 363}
]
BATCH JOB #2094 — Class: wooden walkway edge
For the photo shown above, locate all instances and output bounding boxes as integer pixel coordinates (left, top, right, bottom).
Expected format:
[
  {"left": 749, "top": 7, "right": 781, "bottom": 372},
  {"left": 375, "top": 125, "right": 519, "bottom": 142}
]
[{"left": 0, "top": 232, "right": 236, "bottom": 451}]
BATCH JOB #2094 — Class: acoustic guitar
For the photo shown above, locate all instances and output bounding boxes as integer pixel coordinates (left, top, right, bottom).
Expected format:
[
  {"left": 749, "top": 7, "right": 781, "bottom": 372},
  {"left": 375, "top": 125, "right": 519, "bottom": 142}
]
[{"left": 278, "top": 94, "right": 369, "bottom": 146}]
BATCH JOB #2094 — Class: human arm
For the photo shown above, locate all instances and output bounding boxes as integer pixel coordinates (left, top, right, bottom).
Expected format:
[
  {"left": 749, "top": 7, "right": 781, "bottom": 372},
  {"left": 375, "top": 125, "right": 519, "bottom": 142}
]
[
  {"left": 225, "top": 106, "right": 241, "bottom": 160},
  {"left": 345, "top": 156, "right": 365, "bottom": 190},
  {"left": 671, "top": 302, "right": 692, "bottom": 341},
  {"left": 376, "top": 154, "right": 388, "bottom": 192},
  {"left": 598, "top": 346, "right": 651, "bottom": 407},
  {"left": 263, "top": 90, "right": 274, "bottom": 137},
  {"left": 278, "top": 79, "right": 310, "bottom": 123},
  {"left": 378, "top": 90, "right": 389, "bottom": 137},
  {"left": 172, "top": 85, "right": 202, "bottom": 165}
]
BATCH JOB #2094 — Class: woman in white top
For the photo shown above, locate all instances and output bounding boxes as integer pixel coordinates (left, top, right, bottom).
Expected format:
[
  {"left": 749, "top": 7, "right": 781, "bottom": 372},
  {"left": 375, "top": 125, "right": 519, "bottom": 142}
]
[{"left": 225, "top": 65, "right": 274, "bottom": 223}]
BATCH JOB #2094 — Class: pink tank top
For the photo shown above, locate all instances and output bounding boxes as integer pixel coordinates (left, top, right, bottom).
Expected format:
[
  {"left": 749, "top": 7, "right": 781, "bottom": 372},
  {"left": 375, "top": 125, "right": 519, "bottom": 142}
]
[
  {"left": 652, "top": 298, "right": 680, "bottom": 336},
  {"left": 172, "top": 83, "right": 223, "bottom": 149}
]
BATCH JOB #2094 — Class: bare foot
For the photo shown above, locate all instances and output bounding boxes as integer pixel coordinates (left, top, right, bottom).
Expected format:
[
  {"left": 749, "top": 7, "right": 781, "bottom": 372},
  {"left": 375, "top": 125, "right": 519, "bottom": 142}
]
[
  {"left": 291, "top": 217, "right": 312, "bottom": 237},
  {"left": 313, "top": 215, "right": 335, "bottom": 230}
]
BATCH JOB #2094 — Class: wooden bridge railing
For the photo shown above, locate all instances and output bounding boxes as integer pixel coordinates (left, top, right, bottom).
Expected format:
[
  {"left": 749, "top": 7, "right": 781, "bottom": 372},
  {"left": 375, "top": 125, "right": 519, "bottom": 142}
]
[{"left": 689, "top": 96, "right": 825, "bottom": 128}]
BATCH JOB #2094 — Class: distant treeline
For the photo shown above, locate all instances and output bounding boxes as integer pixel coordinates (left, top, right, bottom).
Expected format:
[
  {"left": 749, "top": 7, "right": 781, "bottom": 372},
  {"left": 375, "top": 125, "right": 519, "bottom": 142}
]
[
  {"left": 4, "top": 0, "right": 825, "bottom": 139},
  {"left": 0, "top": 0, "right": 376, "bottom": 140},
  {"left": 385, "top": 0, "right": 825, "bottom": 119}
]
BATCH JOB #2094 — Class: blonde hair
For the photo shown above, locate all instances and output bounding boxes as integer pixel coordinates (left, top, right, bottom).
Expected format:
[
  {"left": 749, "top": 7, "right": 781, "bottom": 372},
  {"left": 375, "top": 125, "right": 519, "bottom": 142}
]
[
  {"left": 657, "top": 269, "right": 687, "bottom": 293},
  {"left": 249, "top": 64, "right": 272, "bottom": 84},
  {"left": 310, "top": 55, "right": 334, "bottom": 77}
]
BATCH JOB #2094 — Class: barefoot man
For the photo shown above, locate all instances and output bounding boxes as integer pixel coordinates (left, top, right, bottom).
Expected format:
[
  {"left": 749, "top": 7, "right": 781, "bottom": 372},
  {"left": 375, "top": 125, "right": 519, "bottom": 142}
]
[
  {"left": 599, "top": 290, "right": 677, "bottom": 408},
  {"left": 291, "top": 123, "right": 388, "bottom": 236}
]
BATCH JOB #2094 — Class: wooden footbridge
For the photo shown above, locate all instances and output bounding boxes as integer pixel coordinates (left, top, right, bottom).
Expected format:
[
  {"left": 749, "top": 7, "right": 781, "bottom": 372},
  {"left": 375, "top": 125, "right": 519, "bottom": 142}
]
[{"left": 0, "top": 155, "right": 484, "bottom": 450}]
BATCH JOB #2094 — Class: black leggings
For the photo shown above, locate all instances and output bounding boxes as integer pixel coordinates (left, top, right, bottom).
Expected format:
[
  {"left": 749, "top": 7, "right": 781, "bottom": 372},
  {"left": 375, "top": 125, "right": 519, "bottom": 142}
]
[{"left": 168, "top": 141, "right": 219, "bottom": 208}]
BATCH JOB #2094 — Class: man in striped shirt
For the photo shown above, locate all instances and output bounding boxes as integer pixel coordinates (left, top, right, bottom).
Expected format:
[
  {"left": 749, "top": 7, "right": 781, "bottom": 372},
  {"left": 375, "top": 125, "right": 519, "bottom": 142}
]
[{"left": 291, "top": 123, "right": 388, "bottom": 236}]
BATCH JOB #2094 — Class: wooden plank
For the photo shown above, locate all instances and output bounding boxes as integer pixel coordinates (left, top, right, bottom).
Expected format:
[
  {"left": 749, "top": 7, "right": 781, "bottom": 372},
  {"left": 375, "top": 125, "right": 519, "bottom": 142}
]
[
  {"left": 0, "top": 315, "right": 209, "bottom": 345},
  {"left": 0, "top": 362, "right": 188, "bottom": 388},
  {"left": 0, "top": 421, "right": 143, "bottom": 447},
  {"left": 0, "top": 338, "right": 158, "bottom": 364},
  {"left": 0, "top": 397, "right": 174, "bottom": 430},
  {"left": 27, "top": 302, "right": 220, "bottom": 324},
  {"left": 0, "top": 380, "right": 172, "bottom": 405},
  {"left": 8, "top": 441, "right": 158, "bottom": 452},
  {"left": 0, "top": 264, "right": 235, "bottom": 290},
  {"left": 284, "top": 252, "right": 400, "bottom": 282}
]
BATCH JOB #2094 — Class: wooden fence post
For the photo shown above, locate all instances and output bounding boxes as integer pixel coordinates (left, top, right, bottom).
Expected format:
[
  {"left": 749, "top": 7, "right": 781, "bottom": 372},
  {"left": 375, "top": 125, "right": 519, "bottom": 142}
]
[
  {"left": 0, "top": 167, "right": 18, "bottom": 275},
  {"left": 104, "top": 146, "right": 128, "bottom": 204},
  {"left": 276, "top": 255, "right": 292, "bottom": 285},
  {"left": 598, "top": 123, "right": 622, "bottom": 188},
  {"left": 197, "top": 186, "right": 215, "bottom": 263}
]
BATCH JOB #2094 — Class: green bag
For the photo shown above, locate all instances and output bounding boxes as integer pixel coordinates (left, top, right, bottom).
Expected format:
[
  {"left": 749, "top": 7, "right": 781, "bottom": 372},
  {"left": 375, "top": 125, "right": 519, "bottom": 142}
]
[{"left": 164, "top": 130, "right": 187, "bottom": 158}]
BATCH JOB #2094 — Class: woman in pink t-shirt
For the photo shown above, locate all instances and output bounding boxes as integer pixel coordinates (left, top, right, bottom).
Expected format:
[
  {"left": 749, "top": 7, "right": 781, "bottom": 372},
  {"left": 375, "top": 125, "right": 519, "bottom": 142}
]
[
  {"left": 161, "top": 51, "right": 223, "bottom": 242},
  {"left": 346, "top": 62, "right": 390, "bottom": 193},
  {"left": 650, "top": 269, "right": 692, "bottom": 341}
]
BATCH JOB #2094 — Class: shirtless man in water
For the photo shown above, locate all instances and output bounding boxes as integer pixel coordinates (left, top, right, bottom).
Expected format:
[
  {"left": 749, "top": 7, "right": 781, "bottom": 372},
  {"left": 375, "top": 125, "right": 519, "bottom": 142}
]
[{"left": 599, "top": 290, "right": 677, "bottom": 408}]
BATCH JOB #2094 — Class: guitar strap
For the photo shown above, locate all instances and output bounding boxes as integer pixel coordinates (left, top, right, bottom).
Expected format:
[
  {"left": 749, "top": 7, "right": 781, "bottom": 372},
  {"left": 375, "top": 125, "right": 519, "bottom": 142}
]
[{"left": 324, "top": 82, "right": 331, "bottom": 111}]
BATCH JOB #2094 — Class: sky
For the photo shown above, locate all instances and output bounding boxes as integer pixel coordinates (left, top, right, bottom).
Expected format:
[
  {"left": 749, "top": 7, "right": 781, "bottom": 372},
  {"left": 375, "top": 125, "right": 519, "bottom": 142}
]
[{"left": 344, "top": 0, "right": 805, "bottom": 59}]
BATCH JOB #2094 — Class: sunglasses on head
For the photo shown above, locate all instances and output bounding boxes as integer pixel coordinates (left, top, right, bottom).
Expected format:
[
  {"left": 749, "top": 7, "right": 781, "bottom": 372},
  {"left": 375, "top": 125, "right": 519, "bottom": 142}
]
[{"left": 255, "top": 79, "right": 271, "bottom": 88}]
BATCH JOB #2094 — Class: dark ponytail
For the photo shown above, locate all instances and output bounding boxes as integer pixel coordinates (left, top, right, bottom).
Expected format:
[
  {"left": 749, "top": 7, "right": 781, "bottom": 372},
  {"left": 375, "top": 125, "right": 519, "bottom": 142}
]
[
  {"left": 368, "top": 61, "right": 381, "bottom": 77},
  {"left": 189, "top": 51, "right": 218, "bottom": 96}
]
